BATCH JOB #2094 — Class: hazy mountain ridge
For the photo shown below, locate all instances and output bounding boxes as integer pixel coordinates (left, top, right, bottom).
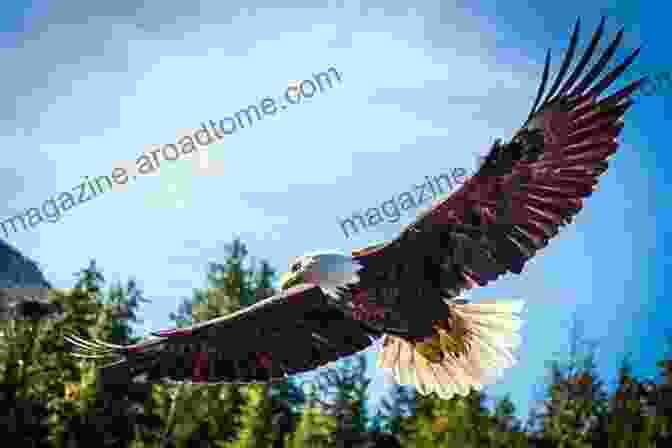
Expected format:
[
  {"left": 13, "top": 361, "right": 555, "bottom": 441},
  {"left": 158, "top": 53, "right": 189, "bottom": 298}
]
[{"left": 0, "top": 238, "right": 51, "bottom": 289}]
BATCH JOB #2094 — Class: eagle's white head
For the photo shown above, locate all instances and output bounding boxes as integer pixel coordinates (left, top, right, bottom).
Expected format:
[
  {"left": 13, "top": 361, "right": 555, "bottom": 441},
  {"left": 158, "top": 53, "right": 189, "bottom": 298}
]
[{"left": 279, "top": 250, "right": 363, "bottom": 298}]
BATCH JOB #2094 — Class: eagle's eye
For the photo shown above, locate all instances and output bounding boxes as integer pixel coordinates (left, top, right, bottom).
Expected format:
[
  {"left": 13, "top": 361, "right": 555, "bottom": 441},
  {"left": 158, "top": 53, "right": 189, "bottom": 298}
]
[{"left": 291, "top": 261, "right": 302, "bottom": 273}]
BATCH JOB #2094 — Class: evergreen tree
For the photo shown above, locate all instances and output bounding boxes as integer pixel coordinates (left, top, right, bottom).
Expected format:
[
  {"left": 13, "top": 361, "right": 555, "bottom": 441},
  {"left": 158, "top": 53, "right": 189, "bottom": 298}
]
[
  {"left": 646, "top": 340, "right": 672, "bottom": 446},
  {"left": 493, "top": 394, "right": 520, "bottom": 433},
  {"left": 236, "top": 259, "right": 285, "bottom": 448},
  {"left": 378, "top": 383, "right": 416, "bottom": 441},
  {"left": 44, "top": 260, "right": 110, "bottom": 446},
  {"left": 313, "top": 354, "right": 371, "bottom": 447},
  {"left": 534, "top": 314, "right": 609, "bottom": 448},
  {"left": 368, "top": 433, "right": 403, "bottom": 448},
  {"left": 292, "top": 383, "right": 335, "bottom": 448},
  {"left": 491, "top": 395, "right": 527, "bottom": 448},
  {"left": 267, "top": 377, "right": 306, "bottom": 448},
  {"left": 217, "top": 254, "right": 307, "bottom": 448},
  {"left": 463, "top": 389, "right": 494, "bottom": 446},
  {"left": 58, "top": 260, "right": 156, "bottom": 448},
  {"left": 368, "top": 410, "right": 385, "bottom": 437},
  {"left": 106, "top": 278, "right": 150, "bottom": 345},
  {"left": 165, "top": 239, "right": 260, "bottom": 447},
  {"left": 234, "top": 384, "right": 274, "bottom": 448}
]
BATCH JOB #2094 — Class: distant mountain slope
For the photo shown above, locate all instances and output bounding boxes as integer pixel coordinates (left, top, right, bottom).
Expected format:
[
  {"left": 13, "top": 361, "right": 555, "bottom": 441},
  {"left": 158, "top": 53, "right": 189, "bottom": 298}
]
[{"left": 0, "top": 239, "right": 50, "bottom": 289}]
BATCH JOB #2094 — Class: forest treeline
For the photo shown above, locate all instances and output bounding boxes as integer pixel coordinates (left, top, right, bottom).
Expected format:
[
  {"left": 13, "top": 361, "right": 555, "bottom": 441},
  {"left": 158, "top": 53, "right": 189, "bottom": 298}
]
[{"left": 1, "top": 238, "right": 670, "bottom": 447}]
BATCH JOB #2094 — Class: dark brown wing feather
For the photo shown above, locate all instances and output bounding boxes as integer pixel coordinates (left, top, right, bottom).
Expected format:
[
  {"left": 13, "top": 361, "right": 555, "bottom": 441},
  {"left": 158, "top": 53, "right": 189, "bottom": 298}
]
[
  {"left": 66, "top": 285, "right": 376, "bottom": 389},
  {"left": 353, "top": 17, "right": 645, "bottom": 304}
]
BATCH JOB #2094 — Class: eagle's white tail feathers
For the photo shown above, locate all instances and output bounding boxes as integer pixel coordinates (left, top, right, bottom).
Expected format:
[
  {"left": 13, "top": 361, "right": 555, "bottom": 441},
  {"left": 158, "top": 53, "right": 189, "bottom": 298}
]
[{"left": 376, "top": 299, "right": 524, "bottom": 400}]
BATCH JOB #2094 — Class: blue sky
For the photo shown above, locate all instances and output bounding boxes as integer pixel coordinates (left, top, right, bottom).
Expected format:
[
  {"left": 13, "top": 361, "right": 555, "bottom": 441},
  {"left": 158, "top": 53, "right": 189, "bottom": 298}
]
[{"left": 1, "top": 0, "right": 668, "bottom": 420}]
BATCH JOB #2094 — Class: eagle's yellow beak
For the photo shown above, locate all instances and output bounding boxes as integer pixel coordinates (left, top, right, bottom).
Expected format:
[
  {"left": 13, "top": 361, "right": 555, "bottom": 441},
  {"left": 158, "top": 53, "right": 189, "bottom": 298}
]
[{"left": 279, "top": 271, "right": 304, "bottom": 290}]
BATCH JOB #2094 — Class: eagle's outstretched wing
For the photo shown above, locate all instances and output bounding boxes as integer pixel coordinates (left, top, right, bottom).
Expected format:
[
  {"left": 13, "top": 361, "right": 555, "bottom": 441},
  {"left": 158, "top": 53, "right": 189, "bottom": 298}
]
[
  {"left": 65, "top": 285, "right": 376, "bottom": 389},
  {"left": 352, "top": 17, "right": 645, "bottom": 303}
]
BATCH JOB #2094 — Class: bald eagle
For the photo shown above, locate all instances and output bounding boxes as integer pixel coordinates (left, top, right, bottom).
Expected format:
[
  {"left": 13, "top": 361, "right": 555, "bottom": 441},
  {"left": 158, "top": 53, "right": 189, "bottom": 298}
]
[{"left": 65, "top": 17, "right": 645, "bottom": 400}]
